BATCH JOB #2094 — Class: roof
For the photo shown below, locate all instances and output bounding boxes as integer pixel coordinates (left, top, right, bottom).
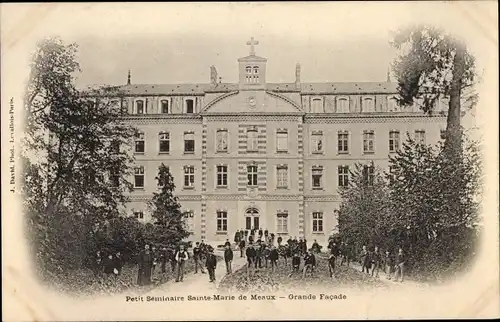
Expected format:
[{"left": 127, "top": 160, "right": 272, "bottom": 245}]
[
  {"left": 237, "top": 55, "right": 268, "bottom": 62},
  {"left": 82, "top": 81, "right": 398, "bottom": 96}
]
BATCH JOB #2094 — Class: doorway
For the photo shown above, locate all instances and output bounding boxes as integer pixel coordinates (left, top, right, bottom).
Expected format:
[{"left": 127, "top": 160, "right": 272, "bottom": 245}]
[{"left": 245, "top": 207, "right": 260, "bottom": 230}]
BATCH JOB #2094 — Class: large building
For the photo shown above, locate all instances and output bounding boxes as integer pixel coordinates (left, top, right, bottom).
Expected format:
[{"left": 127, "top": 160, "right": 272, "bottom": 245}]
[{"left": 104, "top": 38, "right": 449, "bottom": 243}]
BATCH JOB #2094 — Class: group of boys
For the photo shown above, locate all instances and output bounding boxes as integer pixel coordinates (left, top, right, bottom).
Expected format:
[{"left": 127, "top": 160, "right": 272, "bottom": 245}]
[{"left": 91, "top": 250, "right": 124, "bottom": 278}]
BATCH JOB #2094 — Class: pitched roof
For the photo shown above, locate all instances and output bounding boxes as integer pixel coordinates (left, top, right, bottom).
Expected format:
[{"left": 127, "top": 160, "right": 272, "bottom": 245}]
[
  {"left": 82, "top": 81, "right": 398, "bottom": 96},
  {"left": 237, "top": 55, "right": 268, "bottom": 62}
]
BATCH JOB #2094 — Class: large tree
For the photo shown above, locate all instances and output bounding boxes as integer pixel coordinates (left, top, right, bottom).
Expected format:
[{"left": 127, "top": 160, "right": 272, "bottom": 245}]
[
  {"left": 391, "top": 25, "right": 477, "bottom": 155},
  {"left": 21, "top": 37, "right": 135, "bottom": 272},
  {"left": 147, "top": 164, "right": 190, "bottom": 248}
]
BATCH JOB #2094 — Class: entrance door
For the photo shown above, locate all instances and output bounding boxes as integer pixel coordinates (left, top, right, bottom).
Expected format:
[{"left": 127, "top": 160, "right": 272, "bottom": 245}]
[{"left": 245, "top": 207, "right": 260, "bottom": 230}]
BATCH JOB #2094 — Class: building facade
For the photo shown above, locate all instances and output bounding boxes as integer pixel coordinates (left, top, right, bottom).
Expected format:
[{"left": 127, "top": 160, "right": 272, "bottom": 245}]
[{"left": 105, "top": 39, "right": 449, "bottom": 243}]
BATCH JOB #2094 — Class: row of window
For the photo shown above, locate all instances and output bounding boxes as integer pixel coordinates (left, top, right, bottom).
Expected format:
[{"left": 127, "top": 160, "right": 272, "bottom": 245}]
[
  {"left": 135, "top": 209, "right": 325, "bottom": 233},
  {"left": 133, "top": 129, "right": 431, "bottom": 155},
  {"left": 134, "top": 99, "right": 195, "bottom": 115},
  {"left": 132, "top": 164, "right": 379, "bottom": 190}
]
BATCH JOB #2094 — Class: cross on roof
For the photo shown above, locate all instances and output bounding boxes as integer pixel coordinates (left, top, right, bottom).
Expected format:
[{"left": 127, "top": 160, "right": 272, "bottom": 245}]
[{"left": 246, "top": 37, "right": 259, "bottom": 56}]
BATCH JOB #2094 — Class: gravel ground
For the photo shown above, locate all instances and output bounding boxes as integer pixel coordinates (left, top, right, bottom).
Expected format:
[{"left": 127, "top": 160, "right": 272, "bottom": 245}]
[{"left": 218, "top": 256, "right": 387, "bottom": 294}]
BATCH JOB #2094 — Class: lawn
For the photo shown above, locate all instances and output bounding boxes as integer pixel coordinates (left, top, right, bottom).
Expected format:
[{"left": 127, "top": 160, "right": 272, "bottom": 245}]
[
  {"left": 44, "top": 256, "right": 222, "bottom": 297},
  {"left": 218, "top": 255, "right": 387, "bottom": 293}
]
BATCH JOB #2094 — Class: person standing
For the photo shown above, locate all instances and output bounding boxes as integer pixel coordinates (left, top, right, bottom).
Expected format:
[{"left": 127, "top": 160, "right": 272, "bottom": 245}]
[
  {"left": 239, "top": 239, "right": 246, "bottom": 258},
  {"left": 205, "top": 247, "right": 217, "bottom": 283},
  {"left": 371, "top": 246, "right": 381, "bottom": 278},
  {"left": 92, "top": 251, "right": 103, "bottom": 277},
  {"left": 234, "top": 229, "right": 241, "bottom": 245},
  {"left": 193, "top": 242, "right": 205, "bottom": 274},
  {"left": 224, "top": 239, "right": 231, "bottom": 247},
  {"left": 175, "top": 244, "right": 189, "bottom": 282},
  {"left": 159, "top": 247, "right": 168, "bottom": 274},
  {"left": 258, "top": 228, "right": 263, "bottom": 239},
  {"left": 224, "top": 244, "right": 234, "bottom": 274},
  {"left": 393, "top": 248, "right": 406, "bottom": 282},
  {"left": 246, "top": 242, "right": 257, "bottom": 277},
  {"left": 360, "top": 245, "right": 370, "bottom": 274},
  {"left": 269, "top": 245, "right": 279, "bottom": 273},
  {"left": 137, "top": 244, "right": 153, "bottom": 286},
  {"left": 311, "top": 239, "right": 321, "bottom": 253},
  {"left": 288, "top": 251, "right": 301, "bottom": 277},
  {"left": 103, "top": 253, "right": 115, "bottom": 277},
  {"left": 384, "top": 250, "right": 394, "bottom": 280},
  {"left": 302, "top": 250, "right": 316, "bottom": 278},
  {"left": 303, "top": 238, "right": 308, "bottom": 254}
]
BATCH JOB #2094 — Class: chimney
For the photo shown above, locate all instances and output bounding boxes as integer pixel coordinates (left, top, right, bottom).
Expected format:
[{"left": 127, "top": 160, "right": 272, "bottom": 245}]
[
  {"left": 295, "top": 63, "right": 301, "bottom": 89},
  {"left": 127, "top": 69, "right": 131, "bottom": 85},
  {"left": 210, "top": 65, "right": 218, "bottom": 86},
  {"left": 386, "top": 66, "right": 391, "bottom": 83}
]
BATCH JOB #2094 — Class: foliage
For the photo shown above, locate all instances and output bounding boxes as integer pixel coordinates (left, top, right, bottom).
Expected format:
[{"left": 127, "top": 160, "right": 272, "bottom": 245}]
[
  {"left": 21, "top": 36, "right": 136, "bottom": 275},
  {"left": 147, "top": 163, "right": 191, "bottom": 249},
  {"left": 338, "top": 134, "right": 482, "bottom": 280},
  {"left": 391, "top": 24, "right": 477, "bottom": 153},
  {"left": 337, "top": 162, "right": 392, "bottom": 250}
]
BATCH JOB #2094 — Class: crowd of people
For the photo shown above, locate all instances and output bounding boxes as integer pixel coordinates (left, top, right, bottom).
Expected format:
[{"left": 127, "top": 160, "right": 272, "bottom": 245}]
[{"left": 89, "top": 228, "right": 407, "bottom": 286}]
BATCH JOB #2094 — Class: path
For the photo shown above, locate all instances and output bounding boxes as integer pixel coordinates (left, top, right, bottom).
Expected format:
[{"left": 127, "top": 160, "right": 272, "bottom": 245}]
[{"left": 143, "top": 248, "right": 248, "bottom": 296}]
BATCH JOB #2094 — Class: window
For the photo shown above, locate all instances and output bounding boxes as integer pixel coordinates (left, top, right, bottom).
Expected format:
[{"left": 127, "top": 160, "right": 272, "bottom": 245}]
[
  {"left": 276, "top": 212, "right": 288, "bottom": 233},
  {"left": 136, "top": 100, "right": 144, "bottom": 114},
  {"left": 415, "top": 130, "right": 426, "bottom": 145},
  {"left": 134, "top": 166, "right": 145, "bottom": 188},
  {"left": 184, "top": 132, "right": 195, "bottom": 153},
  {"left": 216, "top": 211, "right": 228, "bottom": 232},
  {"left": 246, "top": 66, "right": 252, "bottom": 74},
  {"left": 311, "top": 98, "right": 323, "bottom": 113},
  {"left": 387, "top": 96, "right": 398, "bottom": 112},
  {"left": 363, "top": 130, "right": 375, "bottom": 154},
  {"left": 184, "top": 166, "right": 195, "bottom": 188},
  {"left": 183, "top": 211, "right": 195, "bottom": 232},
  {"left": 253, "top": 66, "right": 260, "bottom": 83},
  {"left": 363, "top": 164, "right": 375, "bottom": 186},
  {"left": 161, "top": 100, "right": 169, "bottom": 114},
  {"left": 253, "top": 66, "right": 259, "bottom": 74},
  {"left": 185, "top": 99, "right": 194, "bottom": 114},
  {"left": 311, "top": 131, "right": 323, "bottom": 154},
  {"left": 276, "top": 165, "right": 288, "bottom": 189},
  {"left": 362, "top": 97, "right": 375, "bottom": 112},
  {"left": 216, "top": 165, "right": 228, "bottom": 187},
  {"left": 133, "top": 211, "right": 144, "bottom": 219},
  {"left": 111, "top": 140, "right": 120, "bottom": 154},
  {"left": 389, "top": 130, "right": 400, "bottom": 153},
  {"left": 216, "top": 129, "right": 228, "bottom": 153},
  {"left": 110, "top": 167, "right": 120, "bottom": 187},
  {"left": 338, "top": 165, "right": 349, "bottom": 187},
  {"left": 247, "top": 164, "right": 258, "bottom": 186},
  {"left": 337, "top": 131, "right": 349, "bottom": 154},
  {"left": 337, "top": 97, "right": 349, "bottom": 113},
  {"left": 312, "top": 166, "right": 323, "bottom": 189},
  {"left": 134, "top": 131, "right": 145, "bottom": 153},
  {"left": 276, "top": 130, "right": 288, "bottom": 152},
  {"left": 159, "top": 132, "right": 170, "bottom": 153},
  {"left": 312, "top": 212, "right": 323, "bottom": 232},
  {"left": 247, "top": 127, "right": 258, "bottom": 152}
]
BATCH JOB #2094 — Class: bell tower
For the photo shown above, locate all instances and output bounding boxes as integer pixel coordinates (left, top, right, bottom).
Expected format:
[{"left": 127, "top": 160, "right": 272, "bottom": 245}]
[{"left": 238, "top": 37, "right": 267, "bottom": 90}]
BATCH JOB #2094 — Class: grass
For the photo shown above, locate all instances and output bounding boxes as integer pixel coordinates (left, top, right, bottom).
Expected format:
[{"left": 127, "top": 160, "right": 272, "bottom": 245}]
[
  {"left": 44, "top": 256, "right": 222, "bottom": 297},
  {"left": 218, "top": 255, "right": 387, "bottom": 293}
]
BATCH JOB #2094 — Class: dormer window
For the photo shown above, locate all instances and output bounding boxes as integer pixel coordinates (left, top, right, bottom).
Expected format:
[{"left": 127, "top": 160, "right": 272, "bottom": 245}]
[
  {"left": 161, "top": 100, "right": 169, "bottom": 114},
  {"left": 337, "top": 97, "right": 350, "bottom": 113},
  {"left": 185, "top": 99, "right": 194, "bottom": 114},
  {"left": 245, "top": 66, "right": 259, "bottom": 84},
  {"left": 362, "top": 97, "right": 375, "bottom": 113},
  {"left": 136, "top": 100, "right": 144, "bottom": 114}
]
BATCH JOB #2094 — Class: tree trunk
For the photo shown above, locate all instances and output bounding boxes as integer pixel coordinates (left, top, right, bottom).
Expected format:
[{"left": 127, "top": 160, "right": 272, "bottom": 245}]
[{"left": 445, "top": 44, "right": 466, "bottom": 155}]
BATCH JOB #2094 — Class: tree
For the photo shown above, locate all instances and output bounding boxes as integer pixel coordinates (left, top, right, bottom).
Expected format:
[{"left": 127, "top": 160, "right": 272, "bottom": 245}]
[
  {"left": 391, "top": 25, "right": 477, "bottom": 154},
  {"left": 147, "top": 164, "right": 190, "bottom": 248},
  {"left": 387, "top": 133, "right": 482, "bottom": 277},
  {"left": 21, "top": 37, "right": 136, "bottom": 273},
  {"left": 337, "top": 162, "right": 392, "bottom": 251}
]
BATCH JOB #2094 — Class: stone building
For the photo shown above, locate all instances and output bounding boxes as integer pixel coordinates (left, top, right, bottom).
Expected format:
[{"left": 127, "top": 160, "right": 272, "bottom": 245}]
[{"left": 102, "top": 38, "right": 449, "bottom": 243}]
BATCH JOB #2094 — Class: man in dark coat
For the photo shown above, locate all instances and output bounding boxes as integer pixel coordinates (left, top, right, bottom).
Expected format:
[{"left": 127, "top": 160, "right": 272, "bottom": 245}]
[
  {"left": 246, "top": 242, "right": 257, "bottom": 276},
  {"left": 371, "top": 246, "right": 381, "bottom": 278},
  {"left": 193, "top": 242, "right": 205, "bottom": 274},
  {"left": 103, "top": 253, "right": 115, "bottom": 277},
  {"left": 239, "top": 239, "right": 246, "bottom": 258},
  {"left": 258, "top": 228, "right": 263, "bottom": 238},
  {"left": 224, "top": 244, "right": 234, "bottom": 274},
  {"left": 360, "top": 245, "right": 370, "bottom": 274},
  {"left": 287, "top": 237, "right": 293, "bottom": 247},
  {"left": 205, "top": 247, "right": 217, "bottom": 282},
  {"left": 224, "top": 239, "right": 231, "bottom": 247},
  {"left": 92, "top": 251, "right": 103, "bottom": 276},
  {"left": 234, "top": 230, "right": 241, "bottom": 244},
  {"left": 159, "top": 247, "right": 168, "bottom": 274},
  {"left": 303, "top": 238, "right": 308, "bottom": 254},
  {"left": 137, "top": 244, "right": 154, "bottom": 286},
  {"left": 302, "top": 250, "right": 316, "bottom": 278},
  {"left": 311, "top": 239, "right": 321, "bottom": 253},
  {"left": 384, "top": 250, "right": 394, "bottom": 280},
  {"left": 288, "top": 251, "right": 301, "bottom": 277},
  {"left": 168, "top": 247, "right": 177, "bottom": 274},
  {"left": 269, "top": 245, "right": 279, "bottom": 272}
]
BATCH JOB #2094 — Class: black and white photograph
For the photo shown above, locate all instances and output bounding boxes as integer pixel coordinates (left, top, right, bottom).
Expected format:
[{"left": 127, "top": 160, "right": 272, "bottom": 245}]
[{"left": 1, "top": 2, "right": 498, "bottom": 321}]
